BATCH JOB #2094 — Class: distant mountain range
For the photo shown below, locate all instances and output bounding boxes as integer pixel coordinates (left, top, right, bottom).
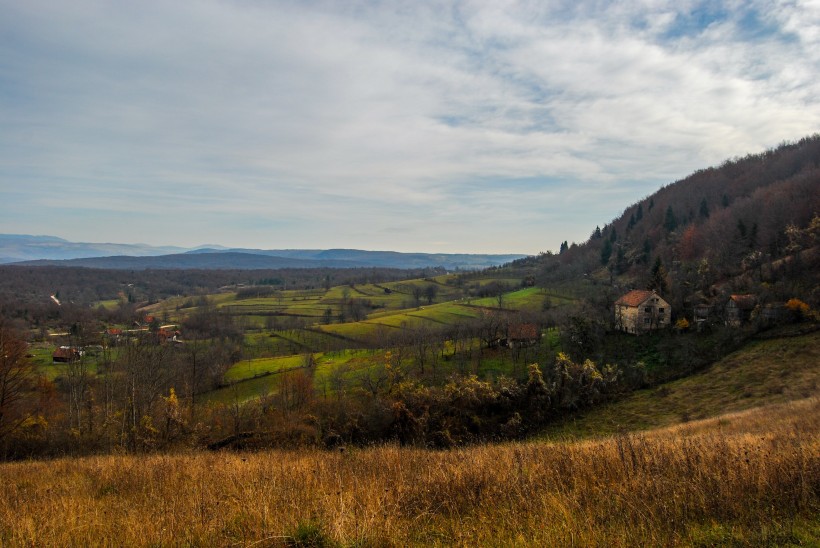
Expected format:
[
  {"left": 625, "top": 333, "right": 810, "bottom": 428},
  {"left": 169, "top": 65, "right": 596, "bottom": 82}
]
[
  {"left": 0, "top": 234, "right": 193, "bottom": 263},
  {"left": 0, "top": 235, "right": 526, "bottom": 270}
]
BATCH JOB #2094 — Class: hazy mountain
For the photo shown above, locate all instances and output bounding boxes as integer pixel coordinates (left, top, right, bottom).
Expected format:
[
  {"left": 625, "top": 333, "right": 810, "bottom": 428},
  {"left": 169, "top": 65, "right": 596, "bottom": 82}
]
[
  {"left": 8, "top": 239, "right": 527, "bottom": 270},
  {"left": 184, "top": 247, "right": 526, "bottom": 269},
  {"left": 0, "top": 234, "right": 190, "bottom": 263}
]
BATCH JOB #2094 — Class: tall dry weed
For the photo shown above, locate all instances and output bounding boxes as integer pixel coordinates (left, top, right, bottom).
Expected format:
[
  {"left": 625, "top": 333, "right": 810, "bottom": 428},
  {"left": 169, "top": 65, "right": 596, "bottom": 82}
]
[{"left": 0, "top": 398, "right": 817, "bottom": 546}]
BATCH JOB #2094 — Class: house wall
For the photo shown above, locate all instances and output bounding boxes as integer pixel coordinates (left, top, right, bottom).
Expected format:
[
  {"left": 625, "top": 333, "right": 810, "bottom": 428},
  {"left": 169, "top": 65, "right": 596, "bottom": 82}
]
[{"left": 617, "top": 296, "right": 671, "bottom": 334}]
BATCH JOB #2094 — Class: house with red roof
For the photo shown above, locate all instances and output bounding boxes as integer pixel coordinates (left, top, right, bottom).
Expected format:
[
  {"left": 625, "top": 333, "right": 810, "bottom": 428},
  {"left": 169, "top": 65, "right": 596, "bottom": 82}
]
[
  {"left": 52, "top": 346, "right": 82, "bottom": 363},
  {"left": 501, "top": 323, "right": 540, "bottom": 348},
  {"left": 615, "top": 290, "right": 671, "bottom": 334}
]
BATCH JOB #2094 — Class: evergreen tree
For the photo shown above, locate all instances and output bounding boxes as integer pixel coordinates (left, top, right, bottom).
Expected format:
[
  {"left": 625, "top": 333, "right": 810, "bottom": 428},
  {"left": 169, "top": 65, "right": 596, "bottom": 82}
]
[
  {"left": 749, "top": 222, "right": 758, "bottom": 249},
  {"left": 648, "top": 257, "right": 669, "bottom": 294},
  {"left": 615, "top": 245, "right": 626, "bottom": 274},
  {"left": 664, "top": 206, "right": 678, "bottom": 232},
  {"left": 699, "top": 198, "right": 709, "bottom": 218},
  {"left": 600, "top": 239, "right": 613, "bottom": 265},
  {"left": 737, "top": 219, "right": 747, "bottom": 239}
]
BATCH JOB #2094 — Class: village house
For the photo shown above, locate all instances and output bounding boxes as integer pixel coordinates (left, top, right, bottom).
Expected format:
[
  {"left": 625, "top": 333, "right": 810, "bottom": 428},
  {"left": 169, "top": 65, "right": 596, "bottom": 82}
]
[
  {"left": 52, "top": 346, "right": 82, "bottom": 363},
  {"left": 693, "top": 302, "right": 713, "bottom": 331},
  {"left": 104, "top": 328, "right": 123, "bottom": 345},
  {"left": 615, "top": 289, "right": 671, "bottom": 334},
  {"left": 156, "top": 328, "right": 182, "bottom": 345},
  {"left": 501, "top": 323, "right": 540, "bottom": 348},
  {"left": 725, "top": 294, "right": 758, "bottom": 327}
]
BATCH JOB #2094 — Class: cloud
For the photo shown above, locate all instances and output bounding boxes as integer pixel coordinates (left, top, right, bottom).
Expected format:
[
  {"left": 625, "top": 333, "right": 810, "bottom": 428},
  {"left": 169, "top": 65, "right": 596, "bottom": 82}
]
[{"left": 1, "top": 0, "right": 819, "bottom": 253}]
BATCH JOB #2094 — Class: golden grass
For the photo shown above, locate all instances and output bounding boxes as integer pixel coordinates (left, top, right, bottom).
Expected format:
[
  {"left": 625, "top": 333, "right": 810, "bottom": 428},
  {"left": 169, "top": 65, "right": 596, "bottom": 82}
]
[{"left": 1, "top": 398, "right": 818, "bottom": 546}]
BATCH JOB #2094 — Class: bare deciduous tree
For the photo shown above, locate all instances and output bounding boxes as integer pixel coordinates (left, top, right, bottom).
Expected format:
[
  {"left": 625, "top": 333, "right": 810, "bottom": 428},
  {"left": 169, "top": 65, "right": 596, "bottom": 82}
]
[{"left": 0, "top": 325, "right": 34, "bottom": 445}]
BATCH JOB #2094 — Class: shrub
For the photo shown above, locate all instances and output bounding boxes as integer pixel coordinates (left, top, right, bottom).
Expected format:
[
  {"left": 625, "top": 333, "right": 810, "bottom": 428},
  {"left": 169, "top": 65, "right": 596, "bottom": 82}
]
[{"left": 286, "top": 520, "right": 334, "bottom": 547}]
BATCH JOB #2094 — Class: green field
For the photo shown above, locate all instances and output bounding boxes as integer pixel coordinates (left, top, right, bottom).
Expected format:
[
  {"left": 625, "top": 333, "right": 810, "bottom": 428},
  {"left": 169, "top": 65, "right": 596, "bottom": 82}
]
[{"left": 205, "top": 349, "right": 383, "bottom": 405}]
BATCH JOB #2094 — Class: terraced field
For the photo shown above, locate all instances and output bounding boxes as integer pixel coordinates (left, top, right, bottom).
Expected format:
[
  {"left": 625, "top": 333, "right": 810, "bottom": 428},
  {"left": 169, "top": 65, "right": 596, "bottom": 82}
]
[{"left": 133, "top": 273, "right": 584, "bottom": 407}]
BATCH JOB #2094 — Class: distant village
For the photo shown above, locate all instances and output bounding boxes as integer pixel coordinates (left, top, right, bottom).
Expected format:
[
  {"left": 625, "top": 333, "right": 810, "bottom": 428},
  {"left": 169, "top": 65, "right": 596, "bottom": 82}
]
[{"left": 52, "top": 315, "right": 181, "bottom": 363}]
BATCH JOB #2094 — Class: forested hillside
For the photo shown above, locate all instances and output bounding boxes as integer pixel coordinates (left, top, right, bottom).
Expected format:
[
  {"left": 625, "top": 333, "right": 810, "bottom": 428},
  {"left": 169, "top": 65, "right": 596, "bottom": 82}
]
[{"left": 521, "top": 135, "right": 820, "bottom": 312}]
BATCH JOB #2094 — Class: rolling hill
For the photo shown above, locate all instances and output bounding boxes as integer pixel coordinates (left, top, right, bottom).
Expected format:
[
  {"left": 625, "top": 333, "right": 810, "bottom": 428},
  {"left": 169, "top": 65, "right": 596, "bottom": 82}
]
[{"left": 4, "top": 236, "right": 526, "bottom": 270}]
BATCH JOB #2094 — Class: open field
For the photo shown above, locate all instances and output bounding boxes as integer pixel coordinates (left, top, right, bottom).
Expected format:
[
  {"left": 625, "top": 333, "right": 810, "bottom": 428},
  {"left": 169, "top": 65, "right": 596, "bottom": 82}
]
[
  {"left": 2, "top": 398, "right": 817, "bottom": 546},
  {"left": 204, "top": 349, "right": 381, "bottom": 404}
]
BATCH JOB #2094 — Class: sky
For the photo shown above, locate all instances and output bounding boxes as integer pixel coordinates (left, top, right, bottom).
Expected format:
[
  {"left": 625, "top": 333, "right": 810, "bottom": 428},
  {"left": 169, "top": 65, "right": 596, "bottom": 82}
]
[{"left": 1, "top": 1, "right": 819, "bottom": 255}]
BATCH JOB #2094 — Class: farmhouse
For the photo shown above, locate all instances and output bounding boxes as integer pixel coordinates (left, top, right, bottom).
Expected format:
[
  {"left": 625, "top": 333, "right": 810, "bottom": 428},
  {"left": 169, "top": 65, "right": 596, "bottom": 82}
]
[
  {"left": 615, "top": 290, "right": 671, "bottom": 334},
  {"left": 501, "top": 323, "right": 539, "bottom": 348},
  {"left": 725, "top": 294, "right": 758, "bottom": 327},
  {"left": 52, "top": 346, "right": 81, "bottom": 363}
]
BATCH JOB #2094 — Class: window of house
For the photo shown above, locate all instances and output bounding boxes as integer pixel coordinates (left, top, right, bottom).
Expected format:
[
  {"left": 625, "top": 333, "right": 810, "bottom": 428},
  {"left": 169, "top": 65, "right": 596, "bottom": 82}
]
[
  {"left": 644, "top": 307, "right": 651, "bottom": 313},
  {"left": 659, "top": 308, "right": 665, "bottom": 313},
  {"left": 644, "top": 318, "right": 650, "bottom": 324}
]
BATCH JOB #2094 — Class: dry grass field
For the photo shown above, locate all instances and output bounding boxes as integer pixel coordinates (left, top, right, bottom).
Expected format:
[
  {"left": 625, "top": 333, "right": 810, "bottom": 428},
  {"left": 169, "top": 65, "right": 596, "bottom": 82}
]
[{"left": 1, "top": 398, "right": 818, "bottom": 547}]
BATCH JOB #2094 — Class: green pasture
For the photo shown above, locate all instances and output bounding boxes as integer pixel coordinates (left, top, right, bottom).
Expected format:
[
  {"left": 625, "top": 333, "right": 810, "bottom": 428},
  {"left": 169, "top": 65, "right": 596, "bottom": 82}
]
[
  {"left": 317, "top": 301, "right": 481, "bottom": 341},
  {"left": 317, "top": 321, "right": 386, "bottom": 342},
  {"left": 224, "top": 355, "right": 306, "bottom": 382},
  {"left": 203, "top": 374, "right": 279, "bottom": 405},
  {"left": 460, "top": 276, "right": 524, "bottom": 288},
  {"left": 205, "top": 349, "right": 380, "bottom": 404},
  {"left": 30, "top": 344, "right": 103, "bottom": 381}
]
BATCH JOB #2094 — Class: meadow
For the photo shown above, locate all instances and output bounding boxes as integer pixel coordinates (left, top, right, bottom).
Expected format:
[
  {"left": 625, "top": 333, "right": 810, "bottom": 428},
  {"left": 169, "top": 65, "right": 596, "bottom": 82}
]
[{"left": 1, "top": 397, "right": 817, "bottom": 546}]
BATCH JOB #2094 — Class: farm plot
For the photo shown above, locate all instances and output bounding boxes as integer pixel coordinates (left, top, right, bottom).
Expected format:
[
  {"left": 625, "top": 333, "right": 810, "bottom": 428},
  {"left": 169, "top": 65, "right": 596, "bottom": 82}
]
[
  {"left": 205, "top": 349, "right": 380, "bottom": 404},
  {"left": 224, "top": 355, "right": 306, "bottom": 382}
]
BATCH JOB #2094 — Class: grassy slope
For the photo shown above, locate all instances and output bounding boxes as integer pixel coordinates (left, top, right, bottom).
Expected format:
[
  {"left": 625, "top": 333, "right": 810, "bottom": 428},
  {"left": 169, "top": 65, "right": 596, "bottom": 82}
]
[
  {"left": 2, "top": 398, "right": 817, "bottom": 547},
  {"left": 544, "top": 328, "right": 820, "bottom": 439}
]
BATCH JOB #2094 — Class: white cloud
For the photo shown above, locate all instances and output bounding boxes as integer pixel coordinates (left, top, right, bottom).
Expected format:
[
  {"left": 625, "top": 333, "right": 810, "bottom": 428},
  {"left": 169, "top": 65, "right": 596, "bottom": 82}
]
[{"left": 1, "top": 0, "right": 819, "bottom": 253}]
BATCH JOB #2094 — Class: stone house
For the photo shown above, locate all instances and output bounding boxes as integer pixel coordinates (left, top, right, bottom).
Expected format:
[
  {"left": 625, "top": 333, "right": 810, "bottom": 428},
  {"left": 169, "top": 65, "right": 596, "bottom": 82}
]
[
  {"left": 615, "top": 290, "right": 671, "bottom": 334},
  {"left": 725, "top": 294, "right": 758, "bottom": 327}
]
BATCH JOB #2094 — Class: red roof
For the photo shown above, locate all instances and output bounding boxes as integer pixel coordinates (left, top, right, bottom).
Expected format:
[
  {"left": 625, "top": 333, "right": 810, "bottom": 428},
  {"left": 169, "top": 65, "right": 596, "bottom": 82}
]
[
  {"left": 615, "top": 290, "right": 657, "bottom": 307},
  {"left": 53, "top": 347, "right": 80, "bottom": 361},
  {"left": 509, "top": 324, "right": 538, "bottom": 340}
]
